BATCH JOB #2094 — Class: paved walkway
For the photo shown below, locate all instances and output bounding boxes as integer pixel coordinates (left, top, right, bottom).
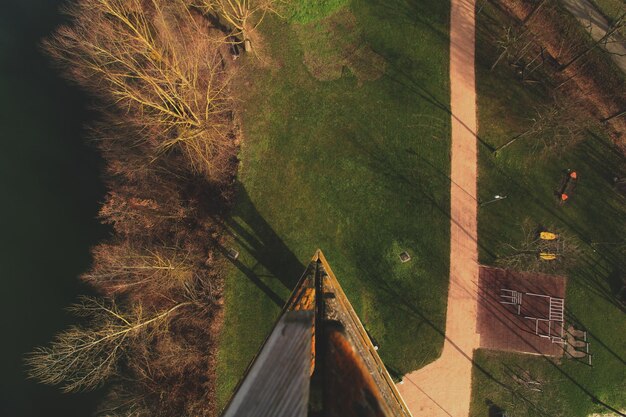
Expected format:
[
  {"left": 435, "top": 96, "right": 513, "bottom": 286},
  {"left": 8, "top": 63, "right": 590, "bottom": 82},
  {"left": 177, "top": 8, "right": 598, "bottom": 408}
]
[
  {"left": 396, "top": 0, "right": 480, "bottom": 415},
  {"left": 561, "top": 0, "right": 626, "bottom": 74}
]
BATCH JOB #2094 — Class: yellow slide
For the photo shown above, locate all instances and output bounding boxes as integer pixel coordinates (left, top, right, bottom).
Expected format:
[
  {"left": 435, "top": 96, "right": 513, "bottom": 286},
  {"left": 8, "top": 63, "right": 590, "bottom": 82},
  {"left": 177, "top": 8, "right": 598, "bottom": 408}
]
[
  {"left": 539, "top": 252, "right": 557, "bottom": 261},
  {"left": 539, "top": 231, "right": 558, "bottom": 240}
]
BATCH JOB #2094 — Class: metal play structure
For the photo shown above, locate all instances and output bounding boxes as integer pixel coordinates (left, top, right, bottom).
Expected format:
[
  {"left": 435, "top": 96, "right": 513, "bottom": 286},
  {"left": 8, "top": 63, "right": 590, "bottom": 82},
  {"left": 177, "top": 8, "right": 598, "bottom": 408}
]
[{"left": 499, "top": 289, "right": 565, "bottom": 344}]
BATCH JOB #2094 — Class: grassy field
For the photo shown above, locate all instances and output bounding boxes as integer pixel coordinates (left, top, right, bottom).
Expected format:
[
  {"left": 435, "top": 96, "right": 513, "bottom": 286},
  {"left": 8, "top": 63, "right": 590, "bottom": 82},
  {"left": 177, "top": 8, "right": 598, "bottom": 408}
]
[
  {"left": 471, "top": 4, "right": 626, "bottom": 417},
  {"left": 215, "top": 0, "right": 451, "bottom": 408}
]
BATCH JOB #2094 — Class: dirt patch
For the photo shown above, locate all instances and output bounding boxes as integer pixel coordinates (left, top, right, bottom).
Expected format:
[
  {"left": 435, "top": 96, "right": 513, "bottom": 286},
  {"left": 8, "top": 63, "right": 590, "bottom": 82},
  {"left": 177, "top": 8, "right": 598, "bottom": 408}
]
[
  {"left": 477, "top": 266, "right": 567, "bottom": 357},
  {"left": 294, "top": 8, "right": 385, "bottom": 82}
]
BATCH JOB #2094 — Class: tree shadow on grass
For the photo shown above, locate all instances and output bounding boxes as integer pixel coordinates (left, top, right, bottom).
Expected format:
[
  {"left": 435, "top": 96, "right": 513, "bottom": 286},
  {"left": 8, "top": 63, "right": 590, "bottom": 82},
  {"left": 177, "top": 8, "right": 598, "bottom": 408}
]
[
  {"left": 389, "top": 266, "right": 625, "bottom": 415},
  {"left": 367, "top": 0, "right": 451, "bottom": 44},
  {"left": 341, "top": 127, "right": 499, "bottom": 263},
  {"left": 485, "top": 400, "right": 506, "bottom": 417},
  {"left": 213, "top": 244, "right": 285, "bottom": 307},
  {"left": 384, "top": 57, "right": 497, "bottom": 153},
  {"left": 336, "top": 136, "right": 624, "bottom": 413},
  {"left": 477, "top": 135, "right": 626, "bottom": 309},
  {"left": 218, "top": 183, "right": 305, "bottom": 307}
]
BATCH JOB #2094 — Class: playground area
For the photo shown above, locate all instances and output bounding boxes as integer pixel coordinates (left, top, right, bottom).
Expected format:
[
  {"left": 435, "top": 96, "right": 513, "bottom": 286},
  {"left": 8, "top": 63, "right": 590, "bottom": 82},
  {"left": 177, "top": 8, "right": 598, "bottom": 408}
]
[{"left": 477, "top": 266, "right": 567, "bottom": 357}]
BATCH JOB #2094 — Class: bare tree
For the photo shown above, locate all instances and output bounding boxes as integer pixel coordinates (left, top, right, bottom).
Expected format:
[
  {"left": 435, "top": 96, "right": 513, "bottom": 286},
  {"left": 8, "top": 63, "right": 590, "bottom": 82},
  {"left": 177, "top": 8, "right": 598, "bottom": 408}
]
[
  {"left": 45, "top": 0, "right": 235, "bottom": 179},
  {"left": 26, "top": 297, "right": 190, "bottom": 393},
  {"left": 195, "top": 0, "right": 278, "bottom": 50},
  {"left": 491, "top": 26, "right": 524, "bottom": 71},
  {"left": 94, "top": 306, "right": 217, "bottom": 417},
  {"left": 490, "top": 23, "right": 552, "bottom": 85},
  {"left": 83, "top": 242, "right": 197, "bottom": 294},
  {"left": 88, "top": 119, "right": 173, "bottom": 182},
  {"left": 493, "top": 93, "right": 594, "bottom": 155},
  {"left": 99, "top": 179, "right": 195, "bottom": 237},
  {"left": 496, "top": 219, "right": 582, "bottom": 273}
]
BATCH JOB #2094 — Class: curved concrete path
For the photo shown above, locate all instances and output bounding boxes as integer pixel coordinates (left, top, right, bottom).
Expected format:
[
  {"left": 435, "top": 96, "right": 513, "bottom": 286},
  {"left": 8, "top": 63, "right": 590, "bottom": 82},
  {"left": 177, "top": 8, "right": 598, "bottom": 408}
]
[{"left": 397, "top": 0, "right": 480, "bottom": 415}]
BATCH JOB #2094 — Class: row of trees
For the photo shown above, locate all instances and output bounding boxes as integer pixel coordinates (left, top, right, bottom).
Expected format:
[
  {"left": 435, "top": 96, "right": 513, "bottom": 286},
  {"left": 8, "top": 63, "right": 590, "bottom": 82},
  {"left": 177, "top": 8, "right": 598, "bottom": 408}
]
[{"left": 27, "top": 0, "right": 275, "bottom": 415}]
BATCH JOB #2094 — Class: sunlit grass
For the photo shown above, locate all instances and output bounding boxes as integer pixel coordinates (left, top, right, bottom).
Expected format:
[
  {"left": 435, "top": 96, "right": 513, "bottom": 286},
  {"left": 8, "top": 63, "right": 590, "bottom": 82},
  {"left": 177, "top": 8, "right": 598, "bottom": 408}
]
[{"left": 216, "top": 0, "right": 451, "bottom": 408}]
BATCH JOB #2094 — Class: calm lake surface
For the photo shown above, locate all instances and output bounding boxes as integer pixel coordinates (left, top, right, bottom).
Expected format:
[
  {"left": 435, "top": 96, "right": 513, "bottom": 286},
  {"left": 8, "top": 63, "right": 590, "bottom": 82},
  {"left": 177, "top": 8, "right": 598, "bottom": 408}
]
[{"left": 1, "top": 1, "right": 106, "bottom": 416}]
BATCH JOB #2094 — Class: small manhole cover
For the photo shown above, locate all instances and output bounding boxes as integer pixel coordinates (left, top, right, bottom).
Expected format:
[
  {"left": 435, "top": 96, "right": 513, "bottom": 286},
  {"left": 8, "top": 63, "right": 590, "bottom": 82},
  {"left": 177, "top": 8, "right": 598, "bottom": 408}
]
[{"left": 399, "top": 251, "right": 411, "bottom": 263}]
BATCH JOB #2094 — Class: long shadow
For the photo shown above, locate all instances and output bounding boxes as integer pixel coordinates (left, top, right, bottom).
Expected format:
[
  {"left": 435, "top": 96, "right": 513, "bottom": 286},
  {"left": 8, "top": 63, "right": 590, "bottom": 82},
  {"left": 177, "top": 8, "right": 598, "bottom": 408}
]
[
  {"left": 218, "top": 183, "right": 305, "bottom": 300},
  {"left": 485, "top": 400, "right": 506, "bottom": 417},
  {"left": 214, "top": 245, "right": 284, "bottom": 307},
  {"left": 342, "top": 128, "right": 499, "bottom": 262},
  {"left": 571, "top": 254, "right": 626, "bottom": 314},
  {"left": 476, "top": 158, "right": 626, "bottom": 348},
  {"left": 468, "top": 40, "right": 626, "bottom": 414},
  {"left": 369, "top": 0, "right": 497, "bottom": 154},
  {"left": 367, "top": 0, "right": 451, "bottom": 44},
  {"left": 582, "top": 131, "right": 626, "bottom": 182},
  {"left": 340, "top": 132, "right": 624, "bottom": 412},
  {"left": 390, "top": 266, "right": 625, "bottom": 416},
  {"left": 385, "top": 61, "right": 497, "bottom": 153},
  {"left": 364, "top": 76, "right": 626, "bottom": 417},
  {"left": 357, "top": 262, "right": 556, "bottom": 415},
  {"left": 566, "top": 309, "right": 626, "bottom": 366},
  {"left": 343, "top": 228, "right": 559, "bottom": 414}
]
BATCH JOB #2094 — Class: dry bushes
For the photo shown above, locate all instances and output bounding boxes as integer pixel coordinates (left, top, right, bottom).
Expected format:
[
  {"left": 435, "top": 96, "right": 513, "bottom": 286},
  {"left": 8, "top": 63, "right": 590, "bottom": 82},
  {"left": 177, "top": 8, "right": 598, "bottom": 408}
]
[{"left": 27, "top": 0, "right": 246, "bottom": 415}]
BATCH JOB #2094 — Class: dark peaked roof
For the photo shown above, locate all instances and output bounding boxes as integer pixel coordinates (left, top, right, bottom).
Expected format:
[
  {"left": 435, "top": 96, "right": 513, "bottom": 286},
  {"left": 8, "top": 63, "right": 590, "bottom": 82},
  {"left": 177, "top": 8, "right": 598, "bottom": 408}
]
[{"left": 221, "top": 250, "right": 413, "bottom": 417}]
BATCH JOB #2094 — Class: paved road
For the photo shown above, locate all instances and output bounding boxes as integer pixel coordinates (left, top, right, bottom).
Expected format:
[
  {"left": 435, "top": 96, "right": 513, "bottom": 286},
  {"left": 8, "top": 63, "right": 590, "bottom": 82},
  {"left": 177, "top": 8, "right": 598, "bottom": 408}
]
[
  {"left": 560, "top": 0, "right": 626, "bottom": 73},
  {"left": 396, "top": 0, "right": 481, "bottom": 415}
]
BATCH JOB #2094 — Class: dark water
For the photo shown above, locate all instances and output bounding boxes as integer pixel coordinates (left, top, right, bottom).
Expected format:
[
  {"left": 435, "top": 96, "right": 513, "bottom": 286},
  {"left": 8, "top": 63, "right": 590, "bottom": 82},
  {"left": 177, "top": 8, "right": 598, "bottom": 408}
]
[{"left": 0, "top": 1, "right": 106, "bottom": 416}]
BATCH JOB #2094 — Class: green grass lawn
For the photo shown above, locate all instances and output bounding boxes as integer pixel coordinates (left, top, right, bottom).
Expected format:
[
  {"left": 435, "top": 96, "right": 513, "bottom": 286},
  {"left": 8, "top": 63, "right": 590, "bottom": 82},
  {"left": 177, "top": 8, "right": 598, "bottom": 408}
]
[
  {"left": 471, "top": 4, "right": 626, "bottom": 417},
  {"left": 216, "top": 0, "right": 451, "bottom": 408}
]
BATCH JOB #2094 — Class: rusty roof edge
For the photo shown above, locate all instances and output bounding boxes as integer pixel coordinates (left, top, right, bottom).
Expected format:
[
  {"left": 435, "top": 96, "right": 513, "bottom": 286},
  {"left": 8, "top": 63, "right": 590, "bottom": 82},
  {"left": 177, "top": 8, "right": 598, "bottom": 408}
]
[{"left": 315, "top": 249, "right": 414, "bottom": 417}]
